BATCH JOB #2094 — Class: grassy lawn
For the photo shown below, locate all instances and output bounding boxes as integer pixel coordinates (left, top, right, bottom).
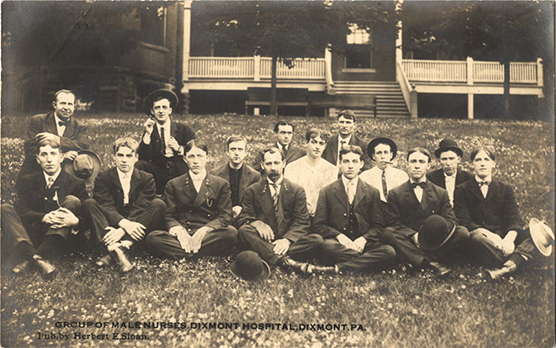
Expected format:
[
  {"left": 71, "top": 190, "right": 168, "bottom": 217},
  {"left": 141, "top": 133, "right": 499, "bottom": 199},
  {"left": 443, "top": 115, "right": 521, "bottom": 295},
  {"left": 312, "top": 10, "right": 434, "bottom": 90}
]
[{"left": 1, "top": 113, "right": 554, "bottom": 347}]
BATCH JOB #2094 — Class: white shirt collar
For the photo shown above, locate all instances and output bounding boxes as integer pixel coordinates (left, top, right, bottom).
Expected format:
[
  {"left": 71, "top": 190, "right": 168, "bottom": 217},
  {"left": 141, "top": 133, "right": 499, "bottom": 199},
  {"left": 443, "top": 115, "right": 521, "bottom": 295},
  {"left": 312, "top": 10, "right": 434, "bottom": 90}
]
[
  {"left": 475, "top": 175, "right": 492, "bottom": 183},
  {"left": 44, "top": 168, "right": 62, "bottom": 184},
  {"left": 277, "top": 142, "right": 288, "bottom": 151},
  {"left": 267, "top": 176, "right": 283, "bottom": 187},
  {"left": 341, "top": 175, "right": 358, "bottom": 188},
  {"left": 339, "top": 134, "right": 352, "bottom": 146},
  {"left": 190, "top": 169, "right": 207, "bottom": 182},
  {"left": 117, "top": 168, "right": 133, "bottom": 180},
  {"left": 410, "top": 177, "right": 427, "bottom": 185}
]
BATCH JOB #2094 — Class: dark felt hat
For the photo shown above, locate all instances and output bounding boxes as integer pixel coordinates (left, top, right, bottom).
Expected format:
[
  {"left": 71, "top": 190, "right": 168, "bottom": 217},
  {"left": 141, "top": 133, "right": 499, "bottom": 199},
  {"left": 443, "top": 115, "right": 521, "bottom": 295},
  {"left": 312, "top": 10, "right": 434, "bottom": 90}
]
[
  {"left": 230, "top": 251, "right": 270, "bottom": 281},
  {"left": 434, "top": 139, "right": 463, "bottom": 158},
  {"left": 143, "top": 89, "right": 179, "bottom": 115},
  {"left": 418, "top": 215, "right": 457, "bottom": 251},
  {"left": 63, "top": 150, "right": 101, "bottom": 187},
  {"left": 367, "top": 137, "right": 397, "bottom": 161}
]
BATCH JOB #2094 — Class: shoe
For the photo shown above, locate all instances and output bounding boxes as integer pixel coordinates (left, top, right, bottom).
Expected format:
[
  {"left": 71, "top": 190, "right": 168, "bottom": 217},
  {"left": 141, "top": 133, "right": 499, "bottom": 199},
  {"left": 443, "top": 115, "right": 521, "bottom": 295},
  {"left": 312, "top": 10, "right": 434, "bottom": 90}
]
[
  {"left": 12, "top": 260, "right": 30, "bottom": 274},
  {"left": 281, "top": 258, "right": 309, "bottom": 274},
  {"left": 428, "top": 261, "right": 451, "bottom": 277},
  {"left": 32, "top": 255, "right": 57, "bottom": 280},
  {"left": 486, "top": 261, "right": 517, "bottom": 280},
  {"left": 111, "top": 246, "right": 134, "bottom": 273},
  {"left": 306, "top": 264, "right": 339, "bottom": 275},
  {"left": 95, "top": 254, "right": 113, "bottom": 268}
]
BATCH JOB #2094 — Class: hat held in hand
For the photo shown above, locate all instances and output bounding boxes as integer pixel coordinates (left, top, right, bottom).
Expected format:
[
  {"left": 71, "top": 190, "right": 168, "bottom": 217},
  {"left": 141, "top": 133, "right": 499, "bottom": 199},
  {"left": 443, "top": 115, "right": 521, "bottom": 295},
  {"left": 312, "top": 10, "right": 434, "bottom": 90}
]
[
  {"left": 418, "top": 215, "right": 457, "bottom": 251},
  {"left": 230, "top": 251, "right": 270, "bottom": 281},
  {"left": 530, "top": 218, "right": 554, "bottom": 257},
  {"left": 64, "top": 150, "right": 101, "bottom": 187}
]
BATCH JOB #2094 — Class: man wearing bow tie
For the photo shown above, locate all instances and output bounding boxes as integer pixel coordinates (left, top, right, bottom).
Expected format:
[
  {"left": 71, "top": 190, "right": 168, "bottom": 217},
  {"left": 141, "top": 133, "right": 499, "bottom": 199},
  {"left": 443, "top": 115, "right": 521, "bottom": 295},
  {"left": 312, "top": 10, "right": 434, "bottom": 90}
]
[
  {"left": 136, "top": 89, "right": 196, "bottom": 194},
  {"left": 321, "top": 110, "right": 371, "bottom": 172},
  {"left": 453, "top": 146, "right": 537, "bottom": 279},
  {"left": 238, "top": 147, "right": 323, "bottom": 272},
  {"left": 2, "top": 138, "right": 88, "bottom": 279},
  {"left": 252, "top": 121, "right": 306, "bottom": 174},
  {"left": 81, "top": 138, "right": 166, "bottom": 272},
  {"left": 382, "top": 147, "right": 469, "bottom": 276},
  {"left": 312, "top": 145, "right": 396, "bottom": 274},
  {"left": 19, "top": 89, "right": 89, "bottom": 177},
  {"left": 146, "top": 141, "right": 237, "bottom": 259}
]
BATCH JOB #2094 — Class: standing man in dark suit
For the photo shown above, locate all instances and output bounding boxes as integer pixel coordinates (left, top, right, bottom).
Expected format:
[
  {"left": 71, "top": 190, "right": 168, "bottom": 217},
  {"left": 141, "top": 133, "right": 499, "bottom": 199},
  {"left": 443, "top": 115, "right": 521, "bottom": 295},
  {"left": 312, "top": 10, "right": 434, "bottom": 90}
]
[
  {"left": 146, "top": 141, "right": 237, "bottom": 260},
  {"left": 252, "top": 121, "right": 306, "bottom": 173},
  {"left": 20, "top": 89, "right": 89, "bottom": 177},
  {"left": 453, "top": 146, "right": 537, "bottom": 279},
  {"left": 238, "top": 147, "right": 323, "bottom": 272},
  {"left": 382, "top": 147, "right": 469, "bottom": 276},
  {"left": 212, "top": 135, "right": 261, "bottom": 220},
  {"left": 2, "top": 137, "right": 88, "bottom": 279},
  {"left": 321, "top": 110, "right": 371, "bottom": 172},
  {"left": 427, "top": 139, "right": 473, "bottom": 206},
  {"left": 313, "top": 145, "right": 396, "bottom": 274},
  {"left": 81, "top": 137, "right": 166, "bottom": 272},
  {"left": 136, "top": 89, "right": 196, "bottom": 194}
]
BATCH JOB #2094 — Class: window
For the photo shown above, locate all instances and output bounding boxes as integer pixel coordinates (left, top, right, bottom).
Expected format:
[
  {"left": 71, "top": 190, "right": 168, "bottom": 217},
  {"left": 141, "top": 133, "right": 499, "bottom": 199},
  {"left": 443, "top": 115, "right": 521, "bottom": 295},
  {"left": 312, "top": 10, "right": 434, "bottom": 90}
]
[
  {"left": 140, "top": 6, "right": 166, "bottom": 47},
  {"left": 345, "top": 24, "right": 372, "bottom": 70}
]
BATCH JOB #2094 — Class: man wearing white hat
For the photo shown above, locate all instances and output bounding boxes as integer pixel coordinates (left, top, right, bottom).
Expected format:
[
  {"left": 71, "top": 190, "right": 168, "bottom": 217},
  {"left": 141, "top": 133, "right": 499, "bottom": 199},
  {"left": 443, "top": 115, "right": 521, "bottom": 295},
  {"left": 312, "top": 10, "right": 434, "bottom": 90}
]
[{"left": 454, "top": 146, "right": 542, "bottom": 279}]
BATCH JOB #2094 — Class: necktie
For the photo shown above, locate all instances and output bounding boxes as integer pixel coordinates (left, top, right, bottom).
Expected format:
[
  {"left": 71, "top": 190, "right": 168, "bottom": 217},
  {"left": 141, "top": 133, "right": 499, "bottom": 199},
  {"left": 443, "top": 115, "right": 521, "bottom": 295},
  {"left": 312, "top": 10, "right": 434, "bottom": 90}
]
[
  {"left": 411, "top": 182, "right": 426, "bottom": 189},
  {"left": 477, "top": 181, "right": 490, "bottom": 187},
  {"left": 381, "top": 170, "right": 388, "bottom": 198},
  {"left": 58, "top": 118, "right": 71, "bottom": 127},
  {"left": 122, "top": 173, "right": 130, "bottom": 205},
  {"left": 160, "top": 127, "right": 166, "bottom": 155},
  {"left": 478, "top": 181, "right": 490, "bottom": 198},
  {"left": 346, "top": 181, "right": 355, "bottom": 204},
  {"left": 271, "top": 183, "right": 279, "bottom": 213},
  {"left": 46, "top": 176, "right": 54, "bottom": 189},
  {"left": 280, "top": 145, "right": 286, "bottom": 159}
]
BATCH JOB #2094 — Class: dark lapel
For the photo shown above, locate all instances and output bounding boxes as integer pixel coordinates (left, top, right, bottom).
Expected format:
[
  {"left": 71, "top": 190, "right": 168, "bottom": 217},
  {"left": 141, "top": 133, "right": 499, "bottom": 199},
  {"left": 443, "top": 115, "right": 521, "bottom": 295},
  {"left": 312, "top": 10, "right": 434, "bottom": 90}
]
[
  {"left": 109, "top": 167, "right": 123, "bottom": 190},
  {"left": 64, "top": 117, "right": 77, "bottom": 138},
  {"left": 353, "top": 179, "right": 365, "bottom": 209},
  {"left": 181, "top": 173, "right": 198, "bottom": 203},
  {"left": 170, "top": 120, "right": 179, "bottom": 139},
  {"left": 402, "top": 181, "right": 421, "bottom": 210},
  {"left": 193, "top": 174, "right": 212, "bottom": 207},
  {"left": 420, "top": 181, "right": 435, "bottom": 212},
  {"left": 35, "top": 171, "right": 47, "bottom": 196},
  {"left": 469, "top": 178, "right": 485, "bottom": 201},
  {"left": 45, "top": 113, "right": 58, "bottom": 135},
  {"left": 484, "top": 180, "right": 499, "bottom": 203},
  {"left": 333, "top": 179, "right": 350, "bottom": 209},
  {"left": 129, "top": 168, "right": 141, "bottom": 196},
  {"left": 257, "top": 181, "right": 276, "bottom": 226},
  {"left": 438, "top": 172, "right": 447, "bottom": 189},
  {"left": 238, "top": 164, "right": 248, "bottom": 196},
  {"left": 329, "top": 136, "right": 340, "bottom": 164}
]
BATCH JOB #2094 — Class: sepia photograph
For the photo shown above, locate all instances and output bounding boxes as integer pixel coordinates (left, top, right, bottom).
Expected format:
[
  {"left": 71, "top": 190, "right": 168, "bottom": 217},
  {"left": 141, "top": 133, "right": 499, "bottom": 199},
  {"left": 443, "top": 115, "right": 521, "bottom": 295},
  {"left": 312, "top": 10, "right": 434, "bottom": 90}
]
[{"left": 1, "top": 1, "right": 554, "bottom": 347}]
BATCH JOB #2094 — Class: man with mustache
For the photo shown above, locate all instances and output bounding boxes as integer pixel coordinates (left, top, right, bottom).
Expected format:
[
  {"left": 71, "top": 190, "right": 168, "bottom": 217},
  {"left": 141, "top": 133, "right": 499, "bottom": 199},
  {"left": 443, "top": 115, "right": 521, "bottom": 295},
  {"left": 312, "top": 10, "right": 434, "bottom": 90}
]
[
  {"left": 136, "top": 89, "right": 196, "bottom": 194},
  {"left": 146, "top": 140, "right": 237, "bottom": 259},
  {"left": 427, "top": 139, "right": 473, "bottom": 206},
  {"left": 212, "top": 135, "right": 261, "bottom": 220},
  {"left": 382, "top": 147, "right": 470, "bottom": 277},
  {"left": 20, "top": 89, "right": 89, "bottom": 177},
  {"left": 2, "top": 137, "right": 88, "bottom": 279},
  {"left": 284, "top": 128, "right": 337, "bottom": 217},
  {"left": 237, "top": 147, "right": 323, "bottom": 273},
  {"left": 360, "top": 137, "right": 409, "bottom": 204},
  {"left": 81, "top": 137, "right": 166, "bottom": 272},
  {"left": 252, "top": 121, "right": 306, "bottom": 173}
]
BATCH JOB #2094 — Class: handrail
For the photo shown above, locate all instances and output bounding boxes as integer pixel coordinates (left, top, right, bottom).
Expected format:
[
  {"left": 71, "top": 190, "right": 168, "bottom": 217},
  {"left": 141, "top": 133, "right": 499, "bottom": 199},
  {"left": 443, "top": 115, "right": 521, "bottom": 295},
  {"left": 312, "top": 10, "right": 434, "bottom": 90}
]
[{"left": 397, "top": 61, "right": 413, "bottom": 115}]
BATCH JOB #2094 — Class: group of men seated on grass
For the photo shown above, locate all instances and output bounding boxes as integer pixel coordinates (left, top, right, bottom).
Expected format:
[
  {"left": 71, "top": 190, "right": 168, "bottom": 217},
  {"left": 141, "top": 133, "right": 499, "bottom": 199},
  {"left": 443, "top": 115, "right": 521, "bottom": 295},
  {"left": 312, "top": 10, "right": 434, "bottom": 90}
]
[{"left": 2, "top": 89, "right": 552, "bottom": 282}]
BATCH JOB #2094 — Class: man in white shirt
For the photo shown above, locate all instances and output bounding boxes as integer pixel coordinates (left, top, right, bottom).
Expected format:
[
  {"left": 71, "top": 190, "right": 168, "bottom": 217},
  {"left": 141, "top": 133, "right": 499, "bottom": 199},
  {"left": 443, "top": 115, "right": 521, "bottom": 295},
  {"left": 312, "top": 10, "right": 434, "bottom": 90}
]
[
  {"left": 81, "top": 137, "right": 166, "bottom": 272},
  {"left": 146, "top": 140, "right": 237, "bottom": 260},
  {"left": 284, "top": 128, "right": 337, "bottom": 217},
  {"left": 360, "top": 137, "right": 408, "bottom": 204}
]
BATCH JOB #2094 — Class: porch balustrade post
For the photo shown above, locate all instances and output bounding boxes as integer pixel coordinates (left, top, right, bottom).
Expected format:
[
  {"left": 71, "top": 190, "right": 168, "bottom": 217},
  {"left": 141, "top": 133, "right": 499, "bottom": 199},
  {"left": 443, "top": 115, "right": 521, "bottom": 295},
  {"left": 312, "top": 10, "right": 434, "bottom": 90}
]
[
  {"left": 466, "top": 57, "right": 474, "bottom": 85},
  {"left": 537, "top": 58, "right": 544, "bottom": 88},
  {"left": 254, "top": 55, "right": 261, "bottom": 81}
]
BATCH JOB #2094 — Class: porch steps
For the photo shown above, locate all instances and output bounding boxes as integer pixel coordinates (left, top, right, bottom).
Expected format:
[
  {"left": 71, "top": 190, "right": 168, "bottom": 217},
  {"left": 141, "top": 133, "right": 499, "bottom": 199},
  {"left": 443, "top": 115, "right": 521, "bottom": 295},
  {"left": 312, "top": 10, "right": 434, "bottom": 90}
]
[{"left": 333, "top": 81, "right": 410, "bottom": 118}]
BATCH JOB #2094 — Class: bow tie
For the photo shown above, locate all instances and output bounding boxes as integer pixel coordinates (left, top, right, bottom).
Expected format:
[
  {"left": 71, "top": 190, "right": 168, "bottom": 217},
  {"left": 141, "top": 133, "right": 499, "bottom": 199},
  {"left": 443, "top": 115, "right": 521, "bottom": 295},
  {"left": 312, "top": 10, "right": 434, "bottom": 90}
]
[
  {"left": 477, "top": 181, "right": 491, "bottom": 187},
  {"left": 58, "top": 118, "right": 71, "bottom": 127},
  {"left": 411, "top": 182, "right": 426, "bottom": 188}
]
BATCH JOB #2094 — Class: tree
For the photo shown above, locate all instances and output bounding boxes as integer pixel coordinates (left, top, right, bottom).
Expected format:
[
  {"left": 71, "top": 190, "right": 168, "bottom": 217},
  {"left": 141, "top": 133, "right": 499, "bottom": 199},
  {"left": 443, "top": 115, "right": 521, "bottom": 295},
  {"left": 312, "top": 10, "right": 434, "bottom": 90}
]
[
  {"left": 193, "top": 1, "right": 396, "bottom": 115},
  {"left": 401, "top": 1, "right": 553, "bottom": 119}
]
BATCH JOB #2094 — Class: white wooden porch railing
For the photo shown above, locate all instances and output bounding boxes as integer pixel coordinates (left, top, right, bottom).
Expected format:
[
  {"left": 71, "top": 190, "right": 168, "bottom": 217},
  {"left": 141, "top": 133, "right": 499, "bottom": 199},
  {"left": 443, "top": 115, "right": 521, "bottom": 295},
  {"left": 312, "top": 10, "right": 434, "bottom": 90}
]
[
  {"left": 402, "top": 58, "right": 542, "bottom": 86},
  {"left": 188, "top": 57, "right": 326, "bottom": 80}
]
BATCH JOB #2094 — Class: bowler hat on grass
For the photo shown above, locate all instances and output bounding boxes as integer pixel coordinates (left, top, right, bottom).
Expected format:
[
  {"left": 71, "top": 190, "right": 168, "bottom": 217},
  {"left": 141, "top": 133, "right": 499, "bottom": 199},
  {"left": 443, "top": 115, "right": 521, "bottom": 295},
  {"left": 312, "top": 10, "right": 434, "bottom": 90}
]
[
  {"left": 367, "top": 137, "right": 398, "bottom": 161},
  {"left": 64, "top": 150, "right": 101, "bottom": 187},
  {"left": 530, "top": 218, "right": 555, "bottom": 257},
  {"left": 143, "top": 89, "right": 179, "bottom": 115},
  {"left": 418, "top": 215, "right": 457, "bottom": 251},
  {"left": 434, "top": 139, "right": 463, "bottom": 158},
  {"left": 230, "top": 251, "right": 270, "bottom": 281}
]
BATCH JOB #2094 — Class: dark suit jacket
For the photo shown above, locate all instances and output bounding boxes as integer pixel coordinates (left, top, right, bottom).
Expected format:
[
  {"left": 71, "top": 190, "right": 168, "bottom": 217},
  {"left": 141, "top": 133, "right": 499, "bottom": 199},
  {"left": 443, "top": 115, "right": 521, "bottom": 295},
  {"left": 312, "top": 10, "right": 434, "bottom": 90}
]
[
  {"left": 453, "top": 178, "right": 525, "bottom": 238},
  {"left": 313, "top": 178, "right": 384, "bottom": 243},
  {"left": 137, "top": 121, "right": 195, "bottom": 163},
  {"left": 386, "top": 180, "right": 457, "bottom": 234},
  {"left": 322, "top": 134, "right": 372, "bottom": 172},
  {"left": 22, "top": 112, "right": 89, "bottom": 173},
  {"left": 252, "top": 143, "right": 306, "bottom": 173},
  {"left": 427, "top": 168, "right": 473, "bottom": 190},
  {"left": 15, "top": 170, "right": 88, "bottom": 226},
  {"left": 164, "top": 173, "right": 232, "bottom": 232},
  {"left": 237, "top": 178, "right": 310, "bottom": 243},
  {"left": 93, "top": 167, "right": 157, "bottom": 226},
  {"left": 211, "top": 163, "right": 261, "bottom": 205}
]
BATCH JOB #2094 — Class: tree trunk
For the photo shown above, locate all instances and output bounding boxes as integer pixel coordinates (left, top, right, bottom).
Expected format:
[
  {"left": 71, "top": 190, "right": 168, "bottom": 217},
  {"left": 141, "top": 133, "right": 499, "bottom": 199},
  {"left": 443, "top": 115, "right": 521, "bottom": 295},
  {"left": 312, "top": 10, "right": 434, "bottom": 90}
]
[
  {"left": 270, "top": 55, "right": 278, "bottom": 116},
  {"left": 503, "top": 60, "right": 510, "bottom": 119}
]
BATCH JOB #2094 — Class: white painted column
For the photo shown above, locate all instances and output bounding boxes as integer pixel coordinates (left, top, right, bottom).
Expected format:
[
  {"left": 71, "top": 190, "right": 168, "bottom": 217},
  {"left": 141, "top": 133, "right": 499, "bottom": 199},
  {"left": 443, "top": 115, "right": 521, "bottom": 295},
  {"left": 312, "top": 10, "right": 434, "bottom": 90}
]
[
  {"left": 467, "top": 57, "right": 474, "bottom": 119},
  {"left": 537, "top": 58, "right": 544, "bottom": 88},
  {"left": 254, "top": 55, "right": 261, "bottom": 81},
  {"left": 182, "top": 0, "right": 192, "bottom": 92}
]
